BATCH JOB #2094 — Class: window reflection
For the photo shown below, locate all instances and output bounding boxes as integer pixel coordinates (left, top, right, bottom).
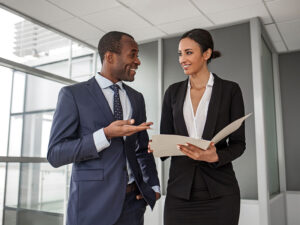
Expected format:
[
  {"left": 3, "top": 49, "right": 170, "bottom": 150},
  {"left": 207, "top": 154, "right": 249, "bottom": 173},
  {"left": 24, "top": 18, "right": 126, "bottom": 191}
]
[
  {"left": 0, "top": 163, "right": 6, "bottom": 223},
  {"left": 22, "top": 112, "right": 54, "bottom": 158},
  {"left": 25, "top": 74, "right": 64, "bottom": 112},
  {"left": 8, "top": 116, "right": 23, "bottom": 157},
  {"left": 11, "top": 72, "right": 25, "bottom": 114},
  {"left": 0, "top": 67, "right": 12, "bottom": 156},
  {"left": 3, "top": 163, "right": 67, "bottom": 225}
]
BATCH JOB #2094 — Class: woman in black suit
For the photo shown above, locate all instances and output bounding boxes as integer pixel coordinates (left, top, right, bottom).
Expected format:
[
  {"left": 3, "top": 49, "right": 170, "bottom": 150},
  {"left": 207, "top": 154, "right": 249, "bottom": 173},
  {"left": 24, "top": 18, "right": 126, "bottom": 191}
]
[{"left": 159, "top": 29, "right": 245, "bottom": 225}]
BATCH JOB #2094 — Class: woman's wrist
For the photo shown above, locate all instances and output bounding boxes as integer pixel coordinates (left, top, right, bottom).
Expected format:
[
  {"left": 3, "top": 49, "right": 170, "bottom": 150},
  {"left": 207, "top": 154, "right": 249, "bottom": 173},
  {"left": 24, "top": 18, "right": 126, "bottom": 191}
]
[{"left": 203, "top": 150, "right": 219, "bottom": 163}]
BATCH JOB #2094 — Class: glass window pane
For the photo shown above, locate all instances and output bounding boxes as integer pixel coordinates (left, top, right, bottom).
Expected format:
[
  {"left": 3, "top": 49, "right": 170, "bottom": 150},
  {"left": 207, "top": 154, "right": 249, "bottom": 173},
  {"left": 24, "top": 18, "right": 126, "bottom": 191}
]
[
  {"left": 22, "top": 112, "right": 54, "bottom": 158},
  {"left": 3, "top": 208, "right": 17, "bottom": 225},
  {"left": 0, "top": 163, "right": 6, "bottom": 224},
  {"left": 25, "top": 74, "right": 64, "bottom": 112},
  {"left": 36, "top": 60, "right": 69, "bottom": 78},
  {"left": 3, "top": 163, "right": 66, "bottom": 225},
  {"left": 0, "top": 7, "right": 95, "bottom": 81},
  {"left": 19, "top": 163, "right": 65, "bottom": 214},
  {"left": 261, "top": 38, "right": 280, "bottom": 196},
  {"left": 72, "top": 75, "right": 92, "bottom": 82},
  {"left": 11, "top": 71, "right": 25, "bottom": 113},
  {"left": 8, "top": 115, "right": 23, "bottom": 157},
  {"left": 41, "top": 113, "right": 54, "bottom": 158},
  {"left": 72, "top": 42, "right": 94, "bottom": 58},
  {"left": 5, "top": 163, "right": 20, "bottom": 208},
  {"left": 0, "top": 67, "right": 13, "bottom": 156},
  {"left": 71, "top": 43, "right": 95, "bottom": 81},
  {"left": 71, "top": 55, "right": 93, "bottom": 79},
  {"left": 0, "top": 8, "right": 70, "bottom": 73},
  {"left": 0, "top": 8, "right": 24, "bottom": 63},
  {"left": 96, "top": 53, "right": 101, "bottom": 72}
]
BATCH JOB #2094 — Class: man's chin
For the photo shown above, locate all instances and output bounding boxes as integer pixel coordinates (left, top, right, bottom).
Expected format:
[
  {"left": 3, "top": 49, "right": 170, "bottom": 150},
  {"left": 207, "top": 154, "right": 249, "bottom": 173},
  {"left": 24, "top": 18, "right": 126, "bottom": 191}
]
[
  {"left": 123, "top": 76, "right": 135, "bottom": 82},
  {"left": 127, "top": 72, "right": 135, "bottom": 82}
]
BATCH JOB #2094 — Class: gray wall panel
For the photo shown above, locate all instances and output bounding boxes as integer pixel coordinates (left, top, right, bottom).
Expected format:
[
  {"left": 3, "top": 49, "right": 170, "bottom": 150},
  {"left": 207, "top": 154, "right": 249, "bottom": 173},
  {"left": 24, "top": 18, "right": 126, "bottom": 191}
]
[
  {"left": 163, "top": 23, "right": 257, "bottom": 199},
  {"left": 279, "top": 51, "right": 300, "bottom": 191},
  {"left": 127, "top": 41, "right": 159, "bottom": 136},
  {"left": 163, "top": 36, "right": 182, "bottom": 91}
]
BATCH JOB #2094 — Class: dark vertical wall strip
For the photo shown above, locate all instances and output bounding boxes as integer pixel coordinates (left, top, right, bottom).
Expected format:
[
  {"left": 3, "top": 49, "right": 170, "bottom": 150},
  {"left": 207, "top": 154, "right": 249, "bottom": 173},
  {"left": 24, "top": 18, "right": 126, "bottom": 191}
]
[{"left": 279, "top": 51, "right": 300, "bottom": 191}]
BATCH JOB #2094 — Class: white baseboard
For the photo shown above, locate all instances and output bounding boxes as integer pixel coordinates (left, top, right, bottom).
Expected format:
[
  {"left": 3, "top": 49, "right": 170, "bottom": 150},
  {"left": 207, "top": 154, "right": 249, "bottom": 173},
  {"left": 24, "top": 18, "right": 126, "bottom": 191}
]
[
  {"left": 286, "top": 191, "right": 300, "bottom": 225},
  {"left": 239, "top": 199, "right": 259, "bottom": 225},
  {"left": 270, "top": 192, "right": 287, "bottom": 225}
]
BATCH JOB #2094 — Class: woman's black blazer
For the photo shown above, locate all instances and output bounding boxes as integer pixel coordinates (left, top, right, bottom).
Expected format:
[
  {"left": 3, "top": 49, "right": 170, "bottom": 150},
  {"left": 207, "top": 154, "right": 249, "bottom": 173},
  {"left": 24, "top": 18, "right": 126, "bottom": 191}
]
[{"left": 161, "top": 73, "right": 245, "bottom": 200}]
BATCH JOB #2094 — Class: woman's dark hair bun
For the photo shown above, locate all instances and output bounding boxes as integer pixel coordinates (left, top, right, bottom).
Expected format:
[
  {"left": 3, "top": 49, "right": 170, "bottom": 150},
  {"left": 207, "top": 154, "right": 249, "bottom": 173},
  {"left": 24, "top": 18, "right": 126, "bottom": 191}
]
[{"left": 211, "top": 50, "right": 221, "bottom": 59}]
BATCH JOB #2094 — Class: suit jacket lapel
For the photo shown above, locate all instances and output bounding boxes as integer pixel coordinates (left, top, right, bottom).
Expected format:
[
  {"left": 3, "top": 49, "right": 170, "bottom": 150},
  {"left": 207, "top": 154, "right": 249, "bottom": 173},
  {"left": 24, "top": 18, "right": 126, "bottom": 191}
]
[
  {"left": 122, "top": 84, "right": 139, "bottom": 169},
  {"left": 175, "top": 79, "right": 189, "bottom": 137},
  {"left": 202, "top": 73, "right": 222, "bottom": 140},
  {"left": 122, "top": 84, "right": 138, "bottom": 148},
  {"left": 85, "top": 77, "right": 114, "bottom": 123},
  {"left": 123, "top": 84, "right": 137, "bottom": 121}
]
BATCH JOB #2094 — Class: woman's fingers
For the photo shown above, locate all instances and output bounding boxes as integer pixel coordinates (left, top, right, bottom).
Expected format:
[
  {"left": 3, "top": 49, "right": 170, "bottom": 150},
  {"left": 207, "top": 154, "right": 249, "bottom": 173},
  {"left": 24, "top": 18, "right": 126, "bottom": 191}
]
[
  {"left": 179, "top": 146, "right": 197, "bottom": 160},
  {"left": 178, "top": 143, "right": 205, "bottom": 152},
  {"left": 186, "top": 142, "right": 205, "bottom": 151},
  {"left": 148, "top": 139, "right": 154, "bottom": 153},
  {"left": 177, "top": 143, "right": 204, "bottom": 160}
]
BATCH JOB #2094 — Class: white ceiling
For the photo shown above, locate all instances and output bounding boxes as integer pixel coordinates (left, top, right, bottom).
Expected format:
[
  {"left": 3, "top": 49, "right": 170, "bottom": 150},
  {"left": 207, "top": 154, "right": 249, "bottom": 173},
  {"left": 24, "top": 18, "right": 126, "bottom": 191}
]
[{"left": 0, "top": 0, "right": 299, "bottom": 53}]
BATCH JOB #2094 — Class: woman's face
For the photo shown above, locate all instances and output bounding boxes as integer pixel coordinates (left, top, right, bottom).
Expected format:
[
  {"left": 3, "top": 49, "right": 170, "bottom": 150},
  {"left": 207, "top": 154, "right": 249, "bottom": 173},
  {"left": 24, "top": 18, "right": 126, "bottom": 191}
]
[{"left": 178, "top": 37, "right": 211, "bottom": 75}]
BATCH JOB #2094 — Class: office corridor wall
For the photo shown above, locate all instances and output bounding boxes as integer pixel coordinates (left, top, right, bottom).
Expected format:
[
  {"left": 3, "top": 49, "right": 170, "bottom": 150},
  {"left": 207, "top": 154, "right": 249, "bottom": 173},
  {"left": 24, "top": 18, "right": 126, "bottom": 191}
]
[{"left": 279, "top": 51, "right": 300, "bottom": 191}]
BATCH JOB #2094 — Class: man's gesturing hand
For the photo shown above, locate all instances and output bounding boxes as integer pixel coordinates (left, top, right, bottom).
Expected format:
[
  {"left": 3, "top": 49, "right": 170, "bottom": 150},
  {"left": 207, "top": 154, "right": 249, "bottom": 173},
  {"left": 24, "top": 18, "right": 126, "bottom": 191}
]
[{"left": 104, "top": 119, "right": 153, "bottom": 140}]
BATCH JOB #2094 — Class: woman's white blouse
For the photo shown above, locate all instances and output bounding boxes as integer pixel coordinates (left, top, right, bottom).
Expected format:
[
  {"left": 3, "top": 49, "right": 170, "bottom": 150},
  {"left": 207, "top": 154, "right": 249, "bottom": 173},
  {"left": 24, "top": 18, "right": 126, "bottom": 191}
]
[{"left": 183, "top": 73, "right": 214, "bottom": 139}]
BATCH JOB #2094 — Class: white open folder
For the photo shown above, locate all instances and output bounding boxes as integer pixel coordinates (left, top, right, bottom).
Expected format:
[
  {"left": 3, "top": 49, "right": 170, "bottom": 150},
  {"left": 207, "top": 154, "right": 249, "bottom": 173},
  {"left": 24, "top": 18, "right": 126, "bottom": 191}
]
[{"left": 150, "top": 113, "right": 252, "bottom": 157}]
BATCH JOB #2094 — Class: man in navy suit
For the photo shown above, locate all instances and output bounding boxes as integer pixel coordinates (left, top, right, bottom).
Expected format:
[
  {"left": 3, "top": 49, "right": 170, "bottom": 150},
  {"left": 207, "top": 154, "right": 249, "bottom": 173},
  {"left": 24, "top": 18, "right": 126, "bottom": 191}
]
[{"left": 47, "top": 31, "right": 160, "bottom": 225}]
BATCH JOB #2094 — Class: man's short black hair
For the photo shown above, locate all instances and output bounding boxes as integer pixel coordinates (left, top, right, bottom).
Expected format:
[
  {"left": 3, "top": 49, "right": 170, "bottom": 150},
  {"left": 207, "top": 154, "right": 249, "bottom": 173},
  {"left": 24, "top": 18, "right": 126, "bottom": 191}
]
[{"left": 98, "top": 31, "right": 134, "bottom": 63}]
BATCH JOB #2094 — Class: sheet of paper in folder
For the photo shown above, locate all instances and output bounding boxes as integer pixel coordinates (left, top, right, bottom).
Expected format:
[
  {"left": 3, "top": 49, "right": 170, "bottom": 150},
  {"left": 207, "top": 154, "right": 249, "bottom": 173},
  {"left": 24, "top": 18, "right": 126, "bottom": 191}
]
[{"left": 150, "top": 113, "right": 252, "bottom": 157}]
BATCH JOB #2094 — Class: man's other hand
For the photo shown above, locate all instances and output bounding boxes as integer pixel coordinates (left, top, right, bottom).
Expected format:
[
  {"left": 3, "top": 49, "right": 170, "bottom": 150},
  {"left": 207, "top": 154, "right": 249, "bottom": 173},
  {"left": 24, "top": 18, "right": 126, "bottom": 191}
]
[{"left": 136, "top": 192, "right": 161, "bottom": 201}]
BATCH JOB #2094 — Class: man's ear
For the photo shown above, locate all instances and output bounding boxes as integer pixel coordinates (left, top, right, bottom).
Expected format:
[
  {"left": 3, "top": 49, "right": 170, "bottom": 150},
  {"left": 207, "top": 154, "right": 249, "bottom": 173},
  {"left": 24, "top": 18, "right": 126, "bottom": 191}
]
[{"left": 104, "top": 51, "right": 114, "bottom": 64}]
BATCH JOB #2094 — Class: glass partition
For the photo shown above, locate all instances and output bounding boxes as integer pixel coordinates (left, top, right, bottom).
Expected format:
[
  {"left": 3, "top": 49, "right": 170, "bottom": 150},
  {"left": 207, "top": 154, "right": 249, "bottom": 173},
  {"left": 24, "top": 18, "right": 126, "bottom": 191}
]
[
  {"left": 0, "top": 163, "right": 6, "bottom": 223},
  {"left": 8, "top": 115, "right": 23, "bottom": 157},
  {"left": 25, "top": 74, "right": 64, "bottom": 112},
  {"left": 0, "top": 63, "right": 70, "bottom": 224},
  {"left": 1, "top": 67, "right": 69, "bottom": 224},
  {"left": 11, "top": 72, "right": 25, "bottom": 114},
  {"left": 3, "top": 163, "right": 66, "bottom": 225},
  {"left": 0, "top": 5, "right": 96, "bottom": 225},
  {"left": 261, "top": 38, "right": 280, "bottom": 196},
  {"left": 0, "top": 67, "right": 12, "bottom": 156},
  {"left": 0, "top": 7, "right": 96, "bottom": 81},
  {"left": 22, "top": 112, "right": 54, "bottom": 158}
]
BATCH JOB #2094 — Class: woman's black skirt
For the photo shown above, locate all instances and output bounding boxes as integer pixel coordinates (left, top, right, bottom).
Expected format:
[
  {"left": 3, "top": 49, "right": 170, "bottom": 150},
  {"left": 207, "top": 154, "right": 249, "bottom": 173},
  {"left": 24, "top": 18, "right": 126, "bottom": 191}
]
[{"left": 164, "top": 190, "right": 240, "bottom": 225}]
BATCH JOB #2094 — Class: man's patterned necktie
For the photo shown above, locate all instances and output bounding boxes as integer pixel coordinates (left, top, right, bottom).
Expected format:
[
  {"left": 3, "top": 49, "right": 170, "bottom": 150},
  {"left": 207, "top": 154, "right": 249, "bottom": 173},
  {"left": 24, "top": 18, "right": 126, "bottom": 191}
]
[{"left": 110, "top": 84, "right": 123, "bottom": 120}]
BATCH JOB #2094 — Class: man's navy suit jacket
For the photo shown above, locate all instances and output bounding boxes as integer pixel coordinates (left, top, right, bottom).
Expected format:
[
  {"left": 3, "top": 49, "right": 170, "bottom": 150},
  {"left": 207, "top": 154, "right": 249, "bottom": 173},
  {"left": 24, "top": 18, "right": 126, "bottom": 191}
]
[{"left": 47, "top": 77, "right": 160, "bottom": 225}]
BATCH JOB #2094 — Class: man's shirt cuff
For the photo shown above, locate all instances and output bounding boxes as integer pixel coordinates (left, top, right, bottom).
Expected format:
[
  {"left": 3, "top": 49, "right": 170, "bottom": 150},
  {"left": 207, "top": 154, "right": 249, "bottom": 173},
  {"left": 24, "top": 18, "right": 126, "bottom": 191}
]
[
  {"left": 152, "top": 185, "right": 160, "bottom": 193},
  {"left": 93, "top": 128, "right": 111, "bottom": 152}
]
